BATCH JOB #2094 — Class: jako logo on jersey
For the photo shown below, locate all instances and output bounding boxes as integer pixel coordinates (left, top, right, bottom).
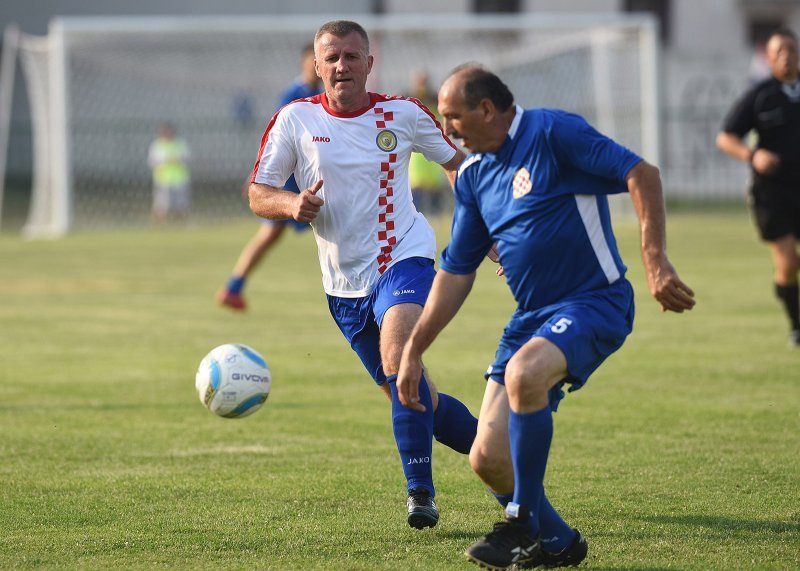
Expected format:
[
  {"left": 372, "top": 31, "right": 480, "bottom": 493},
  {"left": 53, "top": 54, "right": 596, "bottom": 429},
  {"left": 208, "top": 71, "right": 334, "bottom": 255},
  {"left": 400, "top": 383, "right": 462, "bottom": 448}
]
[
  {"left": 512, "top": 167, "right": 532, "bottom": 199},
  {"left": 312, "top": 136, "right": 331, "bottom": 143},
  {"left": 392, "top": 289, "right": 416, "bottom": 296},
  {"left": 406, "top": 456, "right": 430, "bottom": 465},
  {"left": 376, "top": 129, "right": 398, "bottom": 152}
]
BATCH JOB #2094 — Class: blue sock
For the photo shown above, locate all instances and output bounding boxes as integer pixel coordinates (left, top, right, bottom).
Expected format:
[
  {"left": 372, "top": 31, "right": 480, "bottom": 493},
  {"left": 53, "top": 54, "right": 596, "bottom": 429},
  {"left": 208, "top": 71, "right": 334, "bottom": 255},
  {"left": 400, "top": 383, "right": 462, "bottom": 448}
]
[
  {"left": 491, "top": 490, "right": 514, "bottom": 508},
  {"left": 387, "top": 374, "right": 435, "bottom": 496},
  {"left": 433, "top": 392, "right": 478, "bottom": 455},
  {"left": 226, "top": 276, "right": 246, "bottom": 294},
  {"left": 508, "top": 406, "right": 553, "bottom": 537},
  {"left": 539, "top": 493, "right": 576, "bottom": 553}
]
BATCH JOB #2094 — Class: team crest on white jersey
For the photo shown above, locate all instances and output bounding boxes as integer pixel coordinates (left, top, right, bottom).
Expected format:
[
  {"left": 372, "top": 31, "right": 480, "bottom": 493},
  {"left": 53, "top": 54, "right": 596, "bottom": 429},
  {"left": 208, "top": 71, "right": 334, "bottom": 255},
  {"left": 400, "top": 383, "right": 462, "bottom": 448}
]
[
  {"left": 376, "top": 129, "right": 398, "bottom": 152},
  {"left": 512, "top": 167, "right": 532, "bottom": 199}
]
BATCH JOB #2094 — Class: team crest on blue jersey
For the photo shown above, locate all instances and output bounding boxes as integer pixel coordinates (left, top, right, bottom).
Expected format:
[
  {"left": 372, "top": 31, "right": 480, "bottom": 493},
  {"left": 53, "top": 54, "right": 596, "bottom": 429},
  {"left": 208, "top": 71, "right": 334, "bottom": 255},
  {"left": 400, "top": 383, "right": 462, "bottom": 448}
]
[
  {"left": 376, "top": 129, "right": 398, "bottom": 152},
  {"left": 512, "top": 167, "right": 532, "bottom": 199}
]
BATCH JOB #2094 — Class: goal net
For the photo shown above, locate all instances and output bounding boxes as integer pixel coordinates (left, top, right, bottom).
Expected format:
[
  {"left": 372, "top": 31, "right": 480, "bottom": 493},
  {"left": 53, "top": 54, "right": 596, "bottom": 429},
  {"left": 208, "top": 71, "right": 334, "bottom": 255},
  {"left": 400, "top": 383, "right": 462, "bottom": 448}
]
[{"left": 7, "top": 13, "right": 658, "bottom": 237}]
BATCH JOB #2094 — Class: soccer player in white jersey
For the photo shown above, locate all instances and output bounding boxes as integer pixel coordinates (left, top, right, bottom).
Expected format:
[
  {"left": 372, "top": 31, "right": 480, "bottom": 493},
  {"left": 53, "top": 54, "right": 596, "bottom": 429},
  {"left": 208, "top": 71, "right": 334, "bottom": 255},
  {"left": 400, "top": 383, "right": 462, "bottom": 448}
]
[
  {"left": 248, "top": 20, "right": 478, "bottom": 529},
  {"left": 397, "top": 67, "right": 696, "bottom": 568}
]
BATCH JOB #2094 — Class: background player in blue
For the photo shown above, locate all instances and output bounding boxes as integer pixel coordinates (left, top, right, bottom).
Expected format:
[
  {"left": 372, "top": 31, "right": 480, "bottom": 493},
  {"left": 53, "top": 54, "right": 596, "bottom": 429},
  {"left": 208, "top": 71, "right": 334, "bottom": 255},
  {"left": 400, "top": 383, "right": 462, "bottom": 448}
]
[
  {"left": 218, "top": 43, "right": 322, "bottom": 311},
  {"left": 397, "top": 67, "right": 696, "bottom": 568}
]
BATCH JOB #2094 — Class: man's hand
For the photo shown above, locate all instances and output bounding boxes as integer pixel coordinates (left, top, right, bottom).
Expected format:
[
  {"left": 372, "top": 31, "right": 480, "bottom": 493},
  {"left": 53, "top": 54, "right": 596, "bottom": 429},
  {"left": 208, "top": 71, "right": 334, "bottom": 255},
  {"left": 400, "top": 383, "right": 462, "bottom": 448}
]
[
  {"left": 396, "top": 344, "right": 426, "bottom": 412},
  {"left": 645, "top": 255, "right": 696, "bottom": 313},
  {"left": 752, "top": 149, "right": 781, "bottom": 175},
  {"left": 626, "top": 160, "right": 696, "bottom": 314},
  {"left": 293, "top": 180, "right": 324, "bottom": 223},
  {"left": 716, "top": 132, "right": 781, "bottom": 175}
]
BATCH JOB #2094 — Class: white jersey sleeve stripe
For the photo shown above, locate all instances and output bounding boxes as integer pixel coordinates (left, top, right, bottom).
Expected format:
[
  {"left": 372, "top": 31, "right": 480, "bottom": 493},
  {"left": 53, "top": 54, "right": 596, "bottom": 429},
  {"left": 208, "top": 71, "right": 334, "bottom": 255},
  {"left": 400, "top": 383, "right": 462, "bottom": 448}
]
[
  {"left": 407, "top": 96, "right": 457, "bottom": 153},
  {"left": 250, "top": 98, "right": 317, "bottom": 184},
  {"left": 250, "top": 109, "right": 281, "bottom": 183},
  {"left": 382, "top": 95, "right": 457, "bottom": 155}
]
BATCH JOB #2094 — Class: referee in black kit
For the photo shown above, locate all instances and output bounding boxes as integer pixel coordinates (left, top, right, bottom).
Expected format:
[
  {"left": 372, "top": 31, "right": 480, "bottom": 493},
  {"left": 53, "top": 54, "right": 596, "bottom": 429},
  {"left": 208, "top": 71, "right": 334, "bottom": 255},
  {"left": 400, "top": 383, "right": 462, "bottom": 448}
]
[{"left": 717, "top": 28, "right": 800, "bottom": 347}]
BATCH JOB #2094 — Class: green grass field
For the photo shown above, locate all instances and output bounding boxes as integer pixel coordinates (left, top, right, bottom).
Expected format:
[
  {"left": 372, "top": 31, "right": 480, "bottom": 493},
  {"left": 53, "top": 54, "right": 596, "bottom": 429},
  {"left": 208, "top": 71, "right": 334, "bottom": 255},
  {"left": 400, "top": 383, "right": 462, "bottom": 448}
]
[{"left": 1, "top": 207, "right": 798, "bottom": 570}]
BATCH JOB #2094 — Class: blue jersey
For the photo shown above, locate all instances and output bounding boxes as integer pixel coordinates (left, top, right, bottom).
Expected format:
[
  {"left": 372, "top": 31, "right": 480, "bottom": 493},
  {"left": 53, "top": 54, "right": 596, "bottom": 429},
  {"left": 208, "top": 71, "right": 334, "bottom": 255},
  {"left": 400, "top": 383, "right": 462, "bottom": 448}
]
[
  {"left": 278, "top": 79, "right": 321, "bottom": 108},
  {"left": 276, "top": 79, "right": 322, "bottom": 193},
  {"left": 440, "top": 107, "right": 641, "bottom": 312}
]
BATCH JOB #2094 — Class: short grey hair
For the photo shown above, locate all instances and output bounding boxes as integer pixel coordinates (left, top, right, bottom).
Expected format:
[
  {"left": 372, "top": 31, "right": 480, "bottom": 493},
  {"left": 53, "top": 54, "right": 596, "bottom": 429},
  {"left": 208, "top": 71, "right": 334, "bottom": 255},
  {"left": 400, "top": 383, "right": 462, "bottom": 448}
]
[{"left": 314, "top": 20, "right": 370, "bottom": 53}]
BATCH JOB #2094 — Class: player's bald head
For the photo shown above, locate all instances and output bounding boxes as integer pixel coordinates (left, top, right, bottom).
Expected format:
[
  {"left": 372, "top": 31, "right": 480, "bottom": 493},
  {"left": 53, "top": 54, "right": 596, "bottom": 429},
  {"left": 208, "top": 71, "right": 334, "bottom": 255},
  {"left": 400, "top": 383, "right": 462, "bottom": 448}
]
[{"left": 442, "top": 65, "right": 514, "bottom": 112}]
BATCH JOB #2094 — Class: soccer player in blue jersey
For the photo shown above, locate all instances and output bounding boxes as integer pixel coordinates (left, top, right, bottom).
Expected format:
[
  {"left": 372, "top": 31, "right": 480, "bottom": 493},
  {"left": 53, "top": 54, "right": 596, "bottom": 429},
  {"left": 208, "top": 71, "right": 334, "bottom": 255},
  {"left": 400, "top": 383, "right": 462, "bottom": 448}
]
[
  {"left": 397, "top": 66, "right": 696, "bottom": 568},
  {"left": 218, "top": 43, "right": 323, "bottom": 311}
]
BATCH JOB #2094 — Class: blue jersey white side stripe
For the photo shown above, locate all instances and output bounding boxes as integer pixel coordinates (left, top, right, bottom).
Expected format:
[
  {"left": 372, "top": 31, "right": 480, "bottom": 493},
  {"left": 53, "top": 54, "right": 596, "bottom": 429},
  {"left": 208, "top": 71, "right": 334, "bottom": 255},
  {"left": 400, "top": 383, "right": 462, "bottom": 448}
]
[
  {"left": 574, "top": 194, "right": 620, "bottom": 284},
  {"left": 458, "top": 154, "right": 482, "bottom": 176},
  {"left": 507, "top": 105, "right": 523, "bottom": 138}
]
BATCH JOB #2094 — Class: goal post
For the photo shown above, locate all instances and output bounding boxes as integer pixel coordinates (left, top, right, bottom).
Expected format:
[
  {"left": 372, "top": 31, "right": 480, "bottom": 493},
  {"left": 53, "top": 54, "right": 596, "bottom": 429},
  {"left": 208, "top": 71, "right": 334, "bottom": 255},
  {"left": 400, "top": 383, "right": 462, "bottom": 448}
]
[
  {"left": 6, "top": 13, "right": 660, "bottom": 237},
  {"left": 0, "top": 24, "right": 21, "bottom": 229},
  {"left": 20, "top": 19, "right": 72, "bottom": 238}
]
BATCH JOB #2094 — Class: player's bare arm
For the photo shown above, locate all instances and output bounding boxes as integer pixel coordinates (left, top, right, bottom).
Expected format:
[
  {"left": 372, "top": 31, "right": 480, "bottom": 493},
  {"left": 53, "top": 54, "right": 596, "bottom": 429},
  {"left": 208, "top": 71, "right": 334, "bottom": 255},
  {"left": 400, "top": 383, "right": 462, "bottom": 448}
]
[
  {"left": 626, "top": 160, "right": 696, "bottom": 313},
  {"left": 716, "top": 131, "right": 781, "bottom": 175},
  {"left": 249, "top": 180, "right": 324, "bottom": 223},
  {"left": 397, "top": 269, "right": 476, "bottom": 411},
  {"left": 441, "top": 149, "right": 466, "bottom": 188}
]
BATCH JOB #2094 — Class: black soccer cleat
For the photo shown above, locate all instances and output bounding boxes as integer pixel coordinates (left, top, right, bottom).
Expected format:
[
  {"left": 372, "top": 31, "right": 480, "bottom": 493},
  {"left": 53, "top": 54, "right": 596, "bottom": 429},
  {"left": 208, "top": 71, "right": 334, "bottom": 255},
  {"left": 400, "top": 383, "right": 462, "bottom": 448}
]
[
  {"left": 464, "top": 516, "right": 540, "bottom": 570},
  {"left": 522, "top": 528, "right": 588, "bottom": 568},
  {"left": 407, "top": 488, "right": 439, "bottom": 529},
  {"left": 789, "top": 329, "right": 800, "bottom": 348}
]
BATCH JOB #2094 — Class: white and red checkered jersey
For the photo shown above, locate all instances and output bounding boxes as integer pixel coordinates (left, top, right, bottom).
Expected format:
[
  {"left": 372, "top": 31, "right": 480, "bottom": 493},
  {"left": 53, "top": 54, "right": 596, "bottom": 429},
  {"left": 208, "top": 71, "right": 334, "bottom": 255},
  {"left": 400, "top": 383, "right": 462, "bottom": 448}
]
[{"left": 252, "top": 92, "right": 457, "bottom": 297}]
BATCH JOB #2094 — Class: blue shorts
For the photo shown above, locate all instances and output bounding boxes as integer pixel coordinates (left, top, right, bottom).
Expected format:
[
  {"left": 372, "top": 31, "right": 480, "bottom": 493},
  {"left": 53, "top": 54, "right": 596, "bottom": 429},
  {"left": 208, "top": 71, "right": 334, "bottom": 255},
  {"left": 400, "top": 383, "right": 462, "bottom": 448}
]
[
  {"left": 262, "top": 218, "right": 309, "bottom": 232},
  {"left": 486, "top": 279, "right": 635, "bottom": 410},
  {"left": 327, "top": 257, "right": 436, "bottom": 385}
]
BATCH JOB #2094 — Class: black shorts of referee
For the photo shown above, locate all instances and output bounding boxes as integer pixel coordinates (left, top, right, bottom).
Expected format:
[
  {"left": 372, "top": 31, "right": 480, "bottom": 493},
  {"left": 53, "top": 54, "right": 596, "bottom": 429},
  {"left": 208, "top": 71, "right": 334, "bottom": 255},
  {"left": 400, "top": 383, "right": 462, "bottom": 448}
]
[{"left": 749, "top": 173, "right": 800, "bottom": 241}]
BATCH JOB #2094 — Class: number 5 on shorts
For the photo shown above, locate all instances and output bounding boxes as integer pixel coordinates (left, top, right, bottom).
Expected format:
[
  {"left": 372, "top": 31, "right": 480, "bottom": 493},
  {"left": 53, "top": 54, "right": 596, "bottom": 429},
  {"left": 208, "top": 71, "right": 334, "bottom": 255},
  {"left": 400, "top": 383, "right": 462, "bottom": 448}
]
[{"left": 550, "top": 317, "right": 573, "bottom": 334}]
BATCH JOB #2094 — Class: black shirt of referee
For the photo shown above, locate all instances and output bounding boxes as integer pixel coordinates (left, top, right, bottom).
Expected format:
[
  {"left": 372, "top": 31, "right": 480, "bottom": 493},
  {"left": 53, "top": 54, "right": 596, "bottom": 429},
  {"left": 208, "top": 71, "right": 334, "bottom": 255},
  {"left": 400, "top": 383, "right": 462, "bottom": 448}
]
[{"left": 723, "top": 75, "right": 800, "bottom": 185}]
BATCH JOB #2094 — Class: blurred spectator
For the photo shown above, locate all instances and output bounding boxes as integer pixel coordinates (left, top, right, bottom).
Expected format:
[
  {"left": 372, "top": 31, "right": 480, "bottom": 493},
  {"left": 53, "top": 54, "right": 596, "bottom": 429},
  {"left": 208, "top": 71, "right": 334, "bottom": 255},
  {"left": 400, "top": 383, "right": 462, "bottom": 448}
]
[
  {"left": 749, "top": 41, "right": 771, "bottom": 83},
  {"left": 147, "top": 122, "right": 191, "bottom": 223},
  {"left": 232, "top": 90, "right": 256, "bottom": 128}
]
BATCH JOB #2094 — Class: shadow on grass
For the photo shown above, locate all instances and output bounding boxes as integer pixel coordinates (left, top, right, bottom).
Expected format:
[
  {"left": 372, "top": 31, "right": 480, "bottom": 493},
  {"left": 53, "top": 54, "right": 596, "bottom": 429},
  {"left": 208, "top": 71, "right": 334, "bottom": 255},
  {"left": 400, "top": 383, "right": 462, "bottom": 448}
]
[
  {"left": 432, "top": 529, "right": 486, "bottom": 542},
  {"left": 641, "top": 514, "right": 799, "bottom": 534}
]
